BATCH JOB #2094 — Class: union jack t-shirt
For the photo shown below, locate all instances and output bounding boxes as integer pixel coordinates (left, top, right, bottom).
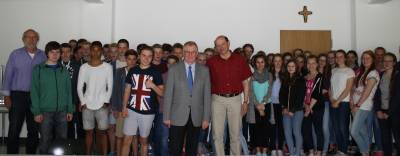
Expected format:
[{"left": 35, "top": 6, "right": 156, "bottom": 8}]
[{"left": 125, "top": 66, "right": 163, "bottom": 114}]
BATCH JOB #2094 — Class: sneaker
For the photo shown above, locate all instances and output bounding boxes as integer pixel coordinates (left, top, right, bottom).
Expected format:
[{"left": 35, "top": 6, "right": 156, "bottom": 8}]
[
  {"left": 271, "top": 150, "right": 277, "bottom": 156},
  {"left": 374, "top": 151, "right": 384, "bottom": 156},
  {"left": 262, "top": 152, "right": 268, "bottom": 156},
  {"left": 328, "top": 144, "right": 337, "bottom": 155},
  {"left": 148, "top": 144, "right": 153, "bottom": 155},
  {"left": 277, "top": 150, "right": 284, "bottom": 156},
  {"left": 335, "top": 151, "right": 346, "bottom": 156}
]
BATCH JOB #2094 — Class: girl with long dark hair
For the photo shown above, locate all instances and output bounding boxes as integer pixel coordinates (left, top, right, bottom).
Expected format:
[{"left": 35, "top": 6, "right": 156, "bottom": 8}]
[
  {"left": 249, "top": 53, "right": 272, "bottom": 156},
  {"left": 280, "top": 60, "right": 306, "bottom": 156}
]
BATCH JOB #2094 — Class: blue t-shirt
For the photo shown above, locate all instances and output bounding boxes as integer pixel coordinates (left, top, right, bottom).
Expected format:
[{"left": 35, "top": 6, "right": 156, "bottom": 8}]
[
  {"left": 252, "top": 81, "right": 269, "bottom": 104},
  {"left": 125, "top": 66, "right": 163, "bottom": 114},
  {"left": 46, "top": 64, "right": 60, "bottom": 70}
]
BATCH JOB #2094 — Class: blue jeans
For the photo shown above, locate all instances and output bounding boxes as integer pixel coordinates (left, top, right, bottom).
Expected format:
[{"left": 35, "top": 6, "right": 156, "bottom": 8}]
[
  {"left": 368, "top": 113, "right": 383, "bottom": 151},
  {"left": 153, "top": 113, "right": 169, "bottom": 156},
  {"left": 283, "top": 111, "right": 304, "bottom": 155},
  {"left": 322, "top": 101, "right": 330, "bottom": 153},
  {"left": 240, "top": 130, "right": 249, "bottom": 155},
  {"left": 330, "top": 102, "right": 350, "bottom": 153},
  {"left": 329, "top": 105, "right": 336, "bottom": 145},
  {"left": 39, "top": 112, "right": 68, "bottom": 154},
  {"left": 198, "top": 128, "right": 209, "bottom": 143},
  {"left": 351, "top": 109, "right": 372, "bottom": 153}
]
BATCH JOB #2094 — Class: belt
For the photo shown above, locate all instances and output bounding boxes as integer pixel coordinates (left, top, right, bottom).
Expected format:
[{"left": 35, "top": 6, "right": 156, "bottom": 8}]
[{"left": 216, "top": 92, "right": 241, "bottom": 98}]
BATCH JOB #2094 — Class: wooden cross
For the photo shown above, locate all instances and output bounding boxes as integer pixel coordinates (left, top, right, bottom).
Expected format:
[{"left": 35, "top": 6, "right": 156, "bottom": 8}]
[{"left": 298, "top": 6, "right": 312, "bottom": 23}]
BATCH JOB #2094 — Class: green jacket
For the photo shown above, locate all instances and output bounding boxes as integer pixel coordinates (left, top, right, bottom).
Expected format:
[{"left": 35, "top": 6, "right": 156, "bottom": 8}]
[{"left": 30, "top": 63, "right": 75, "bottom": 116}]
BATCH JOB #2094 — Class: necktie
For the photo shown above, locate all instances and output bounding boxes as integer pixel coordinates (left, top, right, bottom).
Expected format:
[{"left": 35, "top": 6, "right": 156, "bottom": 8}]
[{"left": 187, "top": 65, "right": 193, "bottom": 94}]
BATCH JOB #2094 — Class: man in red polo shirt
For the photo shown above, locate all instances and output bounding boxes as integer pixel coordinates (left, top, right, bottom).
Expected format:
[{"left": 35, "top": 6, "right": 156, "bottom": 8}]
[{"left": 206, "top": 35, "right": 252, "bottom": 156}]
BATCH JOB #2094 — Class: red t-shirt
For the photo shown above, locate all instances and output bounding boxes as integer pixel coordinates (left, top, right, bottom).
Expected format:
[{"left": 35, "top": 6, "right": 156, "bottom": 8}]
[{"left": 206, "top": 53, "right": 252, "bottom": 94}]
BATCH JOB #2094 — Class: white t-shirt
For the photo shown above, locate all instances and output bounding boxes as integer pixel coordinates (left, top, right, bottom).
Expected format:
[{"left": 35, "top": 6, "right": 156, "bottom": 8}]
[
  {"left": 352, "top": 70, "right": 380, "bottom": 111},
  {"left": 28, "top": 52, "right": 35, "bottom": 58},
  {"left": 77, "top": 62, "right": 113, "bottom": 110},
  {"left": 116, "top": 59, "right": 127, "bottom": 69},
  {"left": 331, "top": 67, "right": 355, "bottom": 102}
]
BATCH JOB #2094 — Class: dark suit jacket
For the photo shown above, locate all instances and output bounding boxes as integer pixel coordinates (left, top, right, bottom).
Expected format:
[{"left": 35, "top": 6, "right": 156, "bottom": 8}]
[{"left": 111, "top": 67, "right": 127, "bottom": 112}]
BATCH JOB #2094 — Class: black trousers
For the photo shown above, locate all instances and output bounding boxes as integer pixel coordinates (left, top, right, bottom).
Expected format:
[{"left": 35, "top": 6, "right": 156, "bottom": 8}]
[
  {"left": 254, "top": 108, "right": 272, "bottom": 148},
  {"left": 378, "top": 117, "right": 393, "bottom": 156},
  {"left": 248, "top": 123, "right": 256, "bottom": 147},
  {"left": 7, "top": 91, "right": 39, "bottom": 154},
  {"left": 67, "top": 111, "right": 85, "bottom": 139},
  {"left": 169, "top": 115, "right": 200, "bottom": 156},
  {"left": 392, "top": 115, "right": 400, "bottom": 156},
  {"left": 302, "top": 107, "right": 324, "bottom": 151}
]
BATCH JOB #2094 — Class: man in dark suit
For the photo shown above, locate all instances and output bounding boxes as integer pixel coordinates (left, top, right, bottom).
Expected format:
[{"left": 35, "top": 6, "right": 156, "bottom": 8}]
[{"left": 163, "top": 41, "right": 211, "bottom": 156}]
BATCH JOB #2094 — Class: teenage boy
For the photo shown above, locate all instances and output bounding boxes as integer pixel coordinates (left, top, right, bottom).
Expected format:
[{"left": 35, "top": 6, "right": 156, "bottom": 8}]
[
  {"left": 110, "top": 50, "right": 138, "bottom": 156},
  {"left": 121, "top": 46, "right": 164, "bottom": 156},
  {"left": 30, "top": 41, "right": 74, "bottom": 154},
  {"left": 77, "top": 41, "right": 113, "bottom": 155},
  {"left": 60, "top": 43, "right": 84, "bottom": 139}
]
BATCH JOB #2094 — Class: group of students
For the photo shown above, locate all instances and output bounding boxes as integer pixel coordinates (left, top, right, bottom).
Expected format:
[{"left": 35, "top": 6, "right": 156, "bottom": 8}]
[
  {"left": 240, "top": 47, "right": 400, "bottom": 156},
  {"left": 3, "top": 29, "right": 400, "bottom": 156}
]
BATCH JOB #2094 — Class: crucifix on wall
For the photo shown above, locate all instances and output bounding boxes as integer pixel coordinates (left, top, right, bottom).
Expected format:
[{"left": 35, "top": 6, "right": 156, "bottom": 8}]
[{"left": 298, "top": 6, "right": 312, "bottom": 23}]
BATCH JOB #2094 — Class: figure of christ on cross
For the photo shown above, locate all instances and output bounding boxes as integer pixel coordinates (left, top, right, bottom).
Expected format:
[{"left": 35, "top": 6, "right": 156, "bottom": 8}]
[
  {"left": 299, "top": 6, "right": 312, "bottom": 23},
  {"left": 129, "top": 74, "right": 152, "bottom": 111}
]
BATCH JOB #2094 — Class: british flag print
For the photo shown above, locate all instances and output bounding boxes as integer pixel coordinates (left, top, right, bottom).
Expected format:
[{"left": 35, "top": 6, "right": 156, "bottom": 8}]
[{"left": 129, "top": 74, "right": 153, "bottom": 111}]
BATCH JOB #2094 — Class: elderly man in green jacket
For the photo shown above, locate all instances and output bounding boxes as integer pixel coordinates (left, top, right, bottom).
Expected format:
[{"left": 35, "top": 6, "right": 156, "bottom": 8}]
[{"left": 30, "top": 41, "right": 75, "bottom": 154}]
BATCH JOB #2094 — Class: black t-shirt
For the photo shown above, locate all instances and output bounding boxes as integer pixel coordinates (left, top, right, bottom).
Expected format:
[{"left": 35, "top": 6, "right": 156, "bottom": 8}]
[
  {"left": 152, "top": 61, "right": 168, "bottom": 74},
  {"left": 125, "top": 66, "right": 163, "bottom": 114}
]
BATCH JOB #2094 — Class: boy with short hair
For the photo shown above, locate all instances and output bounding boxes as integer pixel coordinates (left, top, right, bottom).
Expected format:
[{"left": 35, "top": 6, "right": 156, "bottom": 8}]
[
  {"left": 77, "top": 41, "right": 113, "bottom": 155},
  {"left": 30, "top": 41, "right": 74, "bottom": 154},
  {"left": 121, "top": 46, "right": 164, "bottom": 156}
]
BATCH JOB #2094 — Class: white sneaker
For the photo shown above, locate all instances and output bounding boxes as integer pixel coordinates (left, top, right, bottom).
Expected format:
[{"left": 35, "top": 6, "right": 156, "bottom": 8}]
[
  {"left": 271, "top": 150, "right": 277, "bottom": 156},
  {"left": 335, "top": 151, "right": 346, "bottom": 156},
  {"left": 261, "top": 152, "right": 268, "bottom": 156},
  {"left": 277, "top": 150, "right": 284, "bottom": 156}
]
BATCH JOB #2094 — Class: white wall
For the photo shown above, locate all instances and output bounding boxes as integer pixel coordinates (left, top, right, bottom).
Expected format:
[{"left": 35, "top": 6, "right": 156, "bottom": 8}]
[
  {"left": 355, "top": 0, "right": 400, "bottom": 55},
  {"left": 80, "top": 0, "right": 113, "bottom": 43},
  {"left": 1, "top": 0, "right": 398, "bottom": 65},
  {"left": 0, "top": 0, "right": 113, "bottom": 137},
  {"left": 0, "top": 0, "right": 83, "bottom": 137},
  {"left": 115, "top": 0, "right": 353, "bottom": 52},
  {"left": 0, "top": 0, "right": 113, "bottom": 65},
  {"left": 0, "top": 0, "right": 81, "bottom": 65}
]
